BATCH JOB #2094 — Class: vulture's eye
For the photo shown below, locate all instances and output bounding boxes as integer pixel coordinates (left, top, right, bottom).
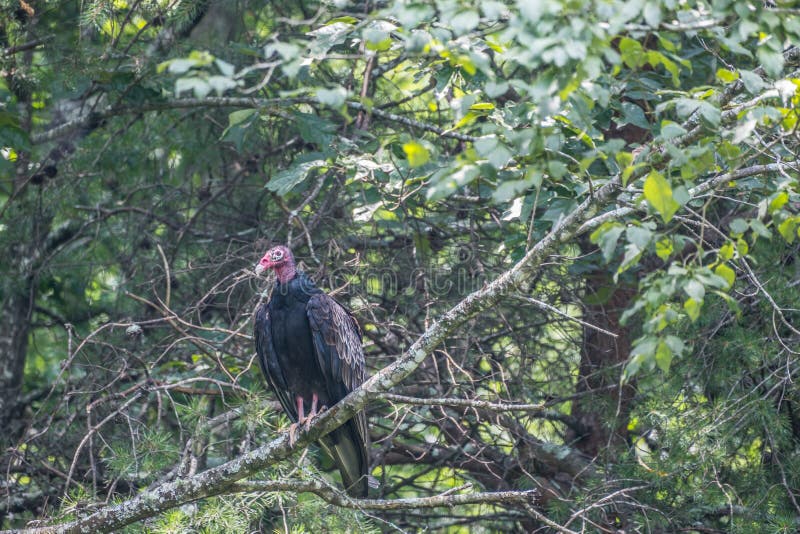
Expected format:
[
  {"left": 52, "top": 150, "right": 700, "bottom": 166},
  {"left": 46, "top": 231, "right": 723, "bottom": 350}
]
[{"left": 271, "top": 250, "right": 284, "bottom": 261}]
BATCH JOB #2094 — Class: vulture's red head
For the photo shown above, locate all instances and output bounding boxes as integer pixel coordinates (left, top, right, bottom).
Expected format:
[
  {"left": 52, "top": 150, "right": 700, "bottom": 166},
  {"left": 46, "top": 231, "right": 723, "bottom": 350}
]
[{"left": 255, "top": 245, "right": 296, "bottom": 283}]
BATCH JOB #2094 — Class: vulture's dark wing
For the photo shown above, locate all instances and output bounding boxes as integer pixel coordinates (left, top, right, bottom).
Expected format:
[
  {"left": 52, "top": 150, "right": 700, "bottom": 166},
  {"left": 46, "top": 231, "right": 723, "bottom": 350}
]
[
  {"left": 307, "top": 294, "right": 371, "bottom": 496},
  {"left": 254, "top": 303, "right": 295, "bottom": 420},
  {"left": 306, "top": 294, "right": 367, "bottom": 401}
]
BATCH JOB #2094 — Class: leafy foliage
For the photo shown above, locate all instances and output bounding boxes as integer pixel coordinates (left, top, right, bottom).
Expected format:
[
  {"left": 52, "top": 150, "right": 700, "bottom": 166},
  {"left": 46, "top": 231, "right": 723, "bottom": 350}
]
[{"left": 1, "top": 0, "right": 799, "bottom": 532}]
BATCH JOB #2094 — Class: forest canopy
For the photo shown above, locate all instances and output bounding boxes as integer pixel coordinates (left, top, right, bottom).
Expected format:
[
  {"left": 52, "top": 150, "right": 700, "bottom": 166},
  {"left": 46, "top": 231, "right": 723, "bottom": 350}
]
[{"left": 1, "top": 0, "right": 800, "bottom": 532}]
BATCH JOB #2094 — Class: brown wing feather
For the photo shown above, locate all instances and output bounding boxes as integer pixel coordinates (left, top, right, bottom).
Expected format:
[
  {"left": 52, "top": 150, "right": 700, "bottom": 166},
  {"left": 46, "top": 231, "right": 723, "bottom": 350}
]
[{"left": 306, "top": 294, "right": 366, "bottom": 396}]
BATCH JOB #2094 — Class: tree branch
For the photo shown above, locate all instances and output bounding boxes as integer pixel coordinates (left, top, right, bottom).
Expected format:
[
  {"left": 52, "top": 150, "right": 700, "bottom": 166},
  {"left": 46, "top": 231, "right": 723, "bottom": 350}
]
[
  {"left": 230, "top": 479, "right": 537, "bottom": 510},
  {"left": 31, "top": 97, "right": 478, "bottom": 144}
]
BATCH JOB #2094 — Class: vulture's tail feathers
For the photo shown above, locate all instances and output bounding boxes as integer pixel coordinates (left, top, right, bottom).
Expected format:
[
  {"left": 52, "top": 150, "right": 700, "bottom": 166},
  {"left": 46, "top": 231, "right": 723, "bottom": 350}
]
[{"left": 321, "top": 420, "right": 370, "bottom": 498}]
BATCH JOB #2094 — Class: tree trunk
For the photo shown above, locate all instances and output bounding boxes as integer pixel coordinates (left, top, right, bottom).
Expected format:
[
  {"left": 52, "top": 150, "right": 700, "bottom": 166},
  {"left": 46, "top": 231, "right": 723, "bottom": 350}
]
[
  {"left": 0, "top": 282, "right": 33, "bottom": 442},
  {"left": 569, "top": 270, "right": 636, "bottom": 459}
]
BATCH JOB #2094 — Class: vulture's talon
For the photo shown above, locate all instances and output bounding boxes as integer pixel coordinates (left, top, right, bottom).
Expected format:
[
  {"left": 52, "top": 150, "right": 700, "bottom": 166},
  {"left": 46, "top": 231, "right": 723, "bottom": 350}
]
[{"left": 287, "top": 422, "right": 299, "bottom": 447}]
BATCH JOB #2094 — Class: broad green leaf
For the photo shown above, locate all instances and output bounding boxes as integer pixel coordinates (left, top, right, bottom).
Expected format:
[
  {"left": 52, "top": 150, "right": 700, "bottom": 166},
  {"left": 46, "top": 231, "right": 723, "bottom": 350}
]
[
  {"left": 655, "top": 341, "right": 672, "bottom": 373},
  {"left": 488, "top": 143, "right": 513, "bottom": 169},
  {"left": 590, "top": 224, "right": 625, "bottom": 262},
  {"left": 619, "top": 37, "right": 645, "bottom": 68},
  {"left": 643, "top": 1, "right": 662, "bottom": 27},
  {"left": 627, "top": 226, "right": 653, "bottom": 249},
  {"left": 427, "top": 165, "right": 480, "bottom": 200},
  {"left": 215, "top": 59, "right": 235, "bottom": 77},
  {"left": 620, "top": 102, "right": 649, "bottom": 129},
  {"left": 777, "top": 216, "right": 799, "bottom": 244},
  {"left": 739, "top": 70, "right": 765, "bottom": 94},
  {"left": 664, "top": 335, "right": 685, "bottom": 356},
  {"left": 316, "top": 86, "right": 348, "bottom": 107},
  {"left": 207, "top": 76, "right": 238, "bottom": 95},
  {"left": 643, "top": 171, "right": 680, "bottom": 222},
  {"left": 768, "top": 191, "right": 788, "bottom": 214},
  {"left": 450, "top": 10, "right": 480, "bottom": 35},
  {"left": 547, "top": 160, "right": 568, "bottom": 179},
  {"left": 684, "top": 298, "right": 702, "bottom": 321},
  {"left": 684, "top": 280, "right": 705, "bottom": 301},
  {"left": 757, "top": 46, "right": 784, "bottom": 78},
  {"left": 485, "top": 81, "right": 509, "bottom": 97},
  {"left": 659, "top": 121, "right": 687, "bottom": 140},
  {"left": 227, "top": 109, "right": 258, "bottom": 127},
  {"left": 718, "top": 242, "right": 734, "bottom": 261},
  {"left": 716, "top": 68, "right": 739, "bottom": 83},
  {"left": 616, "top": 243, "right": 643, "bottom": 278},
  {"left": 267, "top": 159, "right": 327, "bottom": 196},
  {"left": 492, "top": 172, "right": 539, "bottom": 203},
  {"left": 729, "top": 218, "right": 749, "bottom": 235},
  {"left": 403, "top": 141, "right": 430, "bottom": 167},
  {"left": 714, "top": 263, "right": 735, "bottom": 288},
  {"left": 175, "top": 77, "right": 210, "bottom": 98}
]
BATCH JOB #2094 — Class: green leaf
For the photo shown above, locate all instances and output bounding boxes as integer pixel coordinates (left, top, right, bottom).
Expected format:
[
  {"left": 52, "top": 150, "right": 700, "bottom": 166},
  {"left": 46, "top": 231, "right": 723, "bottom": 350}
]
[
  {"left": 427, "top": 165, "right": 480, "bottom": 200},
  {"left": 616, "top": 243, "right": 643, "bottom": 278},
  {"left": 227, "top": 109, "right": 257, "bottom": 127},
  {"left": 364, "top": 29, "right": 392, "bottom": 51},
  {"left": 675, "top": 98, "right": 720, "bottom": 127},
  {"left": 0, "top": 124, "right": 30, "bottom": 150},
  {"left": 162, "top": 58, "right": 200, "bottom": 74},
  {"left": 267, "top": 159, "right": 327, "bottom": 196},
  {"left": 547, "top": 160, "right": 568, "bottom": 179},
  {"left": 768, "top": 191, "right": 788, "bottom": 214},
  {"left": 469, "top": 102, "right": 495, "bottom": 111},
  {"left": 684, "top": 298, "right": 702, "bottom": 321},
  {"left": 626, "top": 226, "right": 653, "bottom": 249},
  {"left": 718, "top": 242, "right": 734, "bottom": 261},
  {"left": 175, "top": 77, "right": 210, "bottom": 98},
  {"left": 777, "top": 216, "right": 799, "bottom": 244},
  {"left": 757, "top": 46, "right": 784, "bottom": 78},
  {"left": 488, "top": 143, "right": 513, "bottom": 169},
  {"left": 316, "top": 86, "right": 348, "bottom": 107},
  {"left": 590, "top": 223, "right": 624, "bottom": 262},
  {"left": 402, "top": 141, "right": 430, "bottom": 167},
  {"left": 485, "top": 81, "right": 509, "bottom": 97},
  {"left": 619, "top": 37, "right": 645, "bottom": 68},
  {"left": 655, "top": 237, "right": 673, "bottom": 260},
  {"left": 659, "top": 121, "right": 687, "bottom": 140},
  {"left": 684, "top": 279, "right": 705, "bottom": 301},
  {"left": 655, "top": 341, "right": 672, "bottom": 373},
  {"left": 620, "top": 101, "right": 649, "bottom": 129},
  {"left": 492, "top": 172, "right": 539, "bottom": 203},
  {"left": 643, "top": 1, "right": 662, "bottom": 27},
  {"left": 739, "top": 70, "right": 765, "bottom": 94},
  {"left": 450, "top": 10, "right": 480, "bottom": 35},
  {"left": 729, "top": 218, "right": 749, "bottom": 235},
  {"left": 207, "top": 76, "right": 238, "bottom": 95},
  {"left": 643, "top": 171, "right": 680, "bottom": 223},
  {"left": 716, "top": 68, "right": 739, "bottom": 83},
  {"left": 215, "top": 59, "right": 235, "bottom": 77},
  {"left": 714, "top": 263, "right": 735, "bottom": 288}
]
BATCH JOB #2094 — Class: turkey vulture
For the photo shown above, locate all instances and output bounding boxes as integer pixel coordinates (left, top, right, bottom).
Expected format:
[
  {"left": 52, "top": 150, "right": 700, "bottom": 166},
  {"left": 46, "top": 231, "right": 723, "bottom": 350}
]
[{"left": 253, "top": 245, "right": 371, "bottom": 497}]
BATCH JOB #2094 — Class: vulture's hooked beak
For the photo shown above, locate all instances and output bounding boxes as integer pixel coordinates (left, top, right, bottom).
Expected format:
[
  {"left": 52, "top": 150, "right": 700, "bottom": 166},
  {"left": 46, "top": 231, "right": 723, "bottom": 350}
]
[{"left": 254, "top": 263, "right": 266, "bottom": 276}]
